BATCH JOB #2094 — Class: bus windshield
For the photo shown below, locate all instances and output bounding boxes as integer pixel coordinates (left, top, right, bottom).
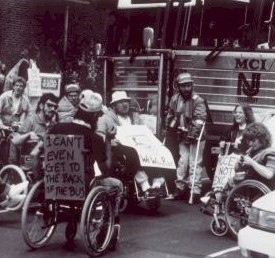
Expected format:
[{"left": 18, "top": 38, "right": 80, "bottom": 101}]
[{"left": 107, "top": 0, "right": 275, "bottom": 54}]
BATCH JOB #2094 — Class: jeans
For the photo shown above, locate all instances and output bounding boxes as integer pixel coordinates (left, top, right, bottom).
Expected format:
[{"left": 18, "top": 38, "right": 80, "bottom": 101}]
[{"left": 176, "top": 140, "right": 205, "bottom": 194}]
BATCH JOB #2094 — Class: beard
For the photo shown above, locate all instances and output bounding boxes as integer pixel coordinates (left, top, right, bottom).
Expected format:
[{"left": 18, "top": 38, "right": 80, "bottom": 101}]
[{"left": 180, "top": 91, "right": 192, "bottom": 100}]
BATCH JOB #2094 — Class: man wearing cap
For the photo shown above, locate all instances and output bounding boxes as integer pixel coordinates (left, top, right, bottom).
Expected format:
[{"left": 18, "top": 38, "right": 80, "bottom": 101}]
[
  {"left": 50, "top": 89, "right": 122, "bottom": 249},
  {"left": 57, "top": 83, "right": 81, "bottom": 122},
  {"left": 97, "top": 90, "right": 164, "bottom": 197},
  {"left": 166, "top": 72, "right": 207, "bottom": 203}
]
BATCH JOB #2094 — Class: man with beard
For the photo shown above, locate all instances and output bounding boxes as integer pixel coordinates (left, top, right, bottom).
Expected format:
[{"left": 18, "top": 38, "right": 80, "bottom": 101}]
[
  {"left": 97, "top": 91, "right": 165, "bottom": 197},
  {"left": 10, "top": 93, "right": 59, "bottom": 179},
  {"left": 166, "top": 73, "right": 207, "bottom": 203}
]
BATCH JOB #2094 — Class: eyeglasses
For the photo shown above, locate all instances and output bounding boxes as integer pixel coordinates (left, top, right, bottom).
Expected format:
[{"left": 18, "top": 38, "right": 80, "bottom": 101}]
[{"left": 45, "top": 102, "right": 58, "bottom": 110}]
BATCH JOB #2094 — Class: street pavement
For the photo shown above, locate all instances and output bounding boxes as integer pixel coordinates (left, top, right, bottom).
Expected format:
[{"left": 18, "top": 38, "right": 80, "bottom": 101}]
[{"left": 0, "top": 196, "right": 242, "bottom": 258}]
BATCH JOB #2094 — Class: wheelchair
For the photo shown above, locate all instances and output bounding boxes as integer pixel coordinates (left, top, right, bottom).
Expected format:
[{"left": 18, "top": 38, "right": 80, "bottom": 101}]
[
  {"left": 224, "top": 177, "right": 271, "bottom": 238},
  {"left": 0, "top": 126, "right": 28, "bottom": 213},
  {"left": 111, "top": 132, "right": 175, "bottom": 213},
  {"left": 113, "top": 152, "right": 172, "bottom": 213},
  {"left": 200, "top": 142, "right": 271, "bottom": 238},
  {"left": 21, "top": 134, "right": 119, "bottom": 256}
]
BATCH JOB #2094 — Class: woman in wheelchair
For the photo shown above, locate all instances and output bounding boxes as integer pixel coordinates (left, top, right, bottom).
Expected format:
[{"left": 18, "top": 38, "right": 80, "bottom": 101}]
[{"left": 234, "top": 122, "right": 275, "bottom": 188}]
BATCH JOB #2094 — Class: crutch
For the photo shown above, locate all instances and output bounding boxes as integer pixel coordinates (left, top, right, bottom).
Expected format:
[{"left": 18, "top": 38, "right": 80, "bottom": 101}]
[{"left": 188, "top": 121, "right": 206, "bottom": 205}]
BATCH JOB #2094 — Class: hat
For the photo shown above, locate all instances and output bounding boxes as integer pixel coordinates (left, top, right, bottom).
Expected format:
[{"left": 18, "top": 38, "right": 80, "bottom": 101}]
[
  {"left": 65, "top": 84, "right": 81, "bottom": 94},
  {"left": 79, "top": 90, "right": 103, "bottom": 113},
  {"left": 110, "top": 91, "right": 131, "bottom": 104},
  {"left": 176, "top": 73, "right": 193, "bottom": 84}
]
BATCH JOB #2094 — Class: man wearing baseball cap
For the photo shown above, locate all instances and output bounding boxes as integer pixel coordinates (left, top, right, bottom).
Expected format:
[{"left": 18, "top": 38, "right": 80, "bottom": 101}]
[
  {"left": 50, "top": 90, "right": 123, "bottom": 249},
  {"left": 57, "top": 83, "right": 81, "bottom": 122},
  {"left": 166, "top": 72, "right": 207, "bottom": 203}
]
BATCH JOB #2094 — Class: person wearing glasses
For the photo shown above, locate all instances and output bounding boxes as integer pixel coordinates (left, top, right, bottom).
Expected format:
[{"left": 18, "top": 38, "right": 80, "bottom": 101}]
[
  {"left": 9, "top": 93, "right": 59, "bottom": 179},
  {"left": 57, "top": 83, "right": 81, "bottom": 122}
]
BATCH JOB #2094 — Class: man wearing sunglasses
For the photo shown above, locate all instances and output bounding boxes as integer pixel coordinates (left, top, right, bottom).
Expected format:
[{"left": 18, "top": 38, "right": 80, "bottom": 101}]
[{"left": 9, "top": 93, "right": 59, "bottom": 179}]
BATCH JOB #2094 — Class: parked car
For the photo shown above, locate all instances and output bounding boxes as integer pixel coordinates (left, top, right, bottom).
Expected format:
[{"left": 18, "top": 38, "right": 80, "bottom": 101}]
[{"left": 238, "top": 190, "right": 275, "bottom": 258}]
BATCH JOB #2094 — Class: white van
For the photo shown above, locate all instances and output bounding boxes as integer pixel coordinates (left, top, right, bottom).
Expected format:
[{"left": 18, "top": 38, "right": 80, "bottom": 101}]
[{"left": 238, "top": 190, "right": 275, "bottom": 258}]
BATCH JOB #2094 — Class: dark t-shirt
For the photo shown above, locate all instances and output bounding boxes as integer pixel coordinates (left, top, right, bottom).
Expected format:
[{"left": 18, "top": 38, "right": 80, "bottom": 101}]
[{"left": 49, "top": 122, "right": 107, "bottom": 178}]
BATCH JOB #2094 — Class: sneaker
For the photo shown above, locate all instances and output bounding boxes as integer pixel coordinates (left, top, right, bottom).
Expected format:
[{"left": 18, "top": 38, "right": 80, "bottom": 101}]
[
  {"left": 7, "top": 194, "right": 26, "bottom": 208},
  {"left": 8, "top": 181, "right": 29, "bottom": 200},
  {"left": 0, "top": 193, "right": 26, "bottom": 209}
]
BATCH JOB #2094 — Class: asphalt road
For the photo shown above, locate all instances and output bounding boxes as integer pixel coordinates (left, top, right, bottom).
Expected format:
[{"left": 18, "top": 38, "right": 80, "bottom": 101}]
[{"left": 0, "top": 197, "right": 242, "bottom": 258}]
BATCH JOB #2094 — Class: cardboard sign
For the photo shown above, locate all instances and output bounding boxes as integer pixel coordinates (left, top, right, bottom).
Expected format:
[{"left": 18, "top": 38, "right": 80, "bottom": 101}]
[
  {"left": 116, "top": 125, "right": 176, "bottom": 169},
  {"left": 27, "top": 67, "right": 42, "bottom": 97},
  {"left": 212, "top": 153, "right": 240, "bottom": 190},
  {"left": 44, "top": 134, "right": 85, "bottom": 201},
  {"left": 40, "top": 73, "right": 61, "bottom": 97}
]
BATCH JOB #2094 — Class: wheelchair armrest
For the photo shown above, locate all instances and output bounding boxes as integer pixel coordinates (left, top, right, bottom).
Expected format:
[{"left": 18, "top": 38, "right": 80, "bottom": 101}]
[{"left": 233, "top": 171, "right": 247, "bottom": 184}]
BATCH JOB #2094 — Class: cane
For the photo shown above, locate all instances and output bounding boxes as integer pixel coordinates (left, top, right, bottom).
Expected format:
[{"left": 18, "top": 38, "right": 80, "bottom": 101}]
[{"left": 188, "top": 121, "right": 206, "bottom": 205}]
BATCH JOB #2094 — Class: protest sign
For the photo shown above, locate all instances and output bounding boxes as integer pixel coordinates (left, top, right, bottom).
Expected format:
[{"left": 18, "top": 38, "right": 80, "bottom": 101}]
[
  {"left": 40, "top": 73, "right": 61, "bottom": 97},
  {"left": 116, "top": 125, "right": 176, "bottom": 169},
  {"left": 44, "top": 134, "right": 85, "bottom": 201},
  {"left": 27, "top": 67, "right": 42, "bottom": 97},
  {"left": 212, "top": 153, "right": 240, "bottom": 190}
]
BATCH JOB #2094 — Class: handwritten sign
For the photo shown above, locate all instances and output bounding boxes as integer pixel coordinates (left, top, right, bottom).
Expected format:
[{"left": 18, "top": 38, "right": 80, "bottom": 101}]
[
  {"left": 116, "top": 125, "right": 176, "bottom": 169},
  {"left": 27, "top": 67, "right": 42, "bottom": 97},
  {"left": 44, "top": 134, "right": 85, "bottom": 201},
  {"left": 40, "top": 73, "right": 61, "bottom": 97},
  {"left": 212, "top": 153, "right": 240, "bottom": 190}
]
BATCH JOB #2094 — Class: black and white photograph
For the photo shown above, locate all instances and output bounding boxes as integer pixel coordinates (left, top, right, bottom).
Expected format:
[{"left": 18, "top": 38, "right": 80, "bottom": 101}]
[{"left": 0, "top": 0, "right": 275, "bottom": 257}]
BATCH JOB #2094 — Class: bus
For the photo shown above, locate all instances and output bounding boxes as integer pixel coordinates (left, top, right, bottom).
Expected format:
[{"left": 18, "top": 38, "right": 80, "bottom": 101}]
[{"left": 98, "top": 0, "right": 275, "bottom": 175}]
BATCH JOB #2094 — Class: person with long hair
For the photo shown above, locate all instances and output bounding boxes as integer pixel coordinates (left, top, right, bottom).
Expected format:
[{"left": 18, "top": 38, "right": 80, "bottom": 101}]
[
  {"left": 235, "top": 122, "right": 275, "bottom": 189},
  {"left": 220, "top": 103, "right": 255, "bottom": 153}
]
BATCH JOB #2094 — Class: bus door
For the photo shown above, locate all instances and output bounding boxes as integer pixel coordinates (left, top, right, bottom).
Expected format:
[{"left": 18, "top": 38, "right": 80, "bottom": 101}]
[{"left": 103, "top": 55, "right": 168, "bottom": 137}]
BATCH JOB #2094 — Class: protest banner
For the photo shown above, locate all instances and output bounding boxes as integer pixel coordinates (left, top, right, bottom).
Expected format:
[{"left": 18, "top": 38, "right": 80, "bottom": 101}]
[
  {"left": 116, "top": 125, "right": 176, "bottom": 169},
  {"left": 44, "top": 134, "right": 85, "bottom": 201},
  {"left": 212, "top": 153, "right": 240, "bottom": 190},
  {"left": 40, "top": 73, "right": 61, "bottom": 97}
]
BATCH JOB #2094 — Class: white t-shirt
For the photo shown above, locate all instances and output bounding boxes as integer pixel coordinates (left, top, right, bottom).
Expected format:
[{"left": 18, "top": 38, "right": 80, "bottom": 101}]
[{"left": 118, "top": 115, "right": 132, "bottom": 126}]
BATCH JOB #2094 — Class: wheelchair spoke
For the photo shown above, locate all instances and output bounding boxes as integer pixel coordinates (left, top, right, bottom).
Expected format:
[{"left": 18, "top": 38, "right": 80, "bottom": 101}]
[
  {"left": 80, "top": 186, "right": 115, "bottom": 257},
  {"left": 22, "top": 181, "right": 56, "bottom": 249}
]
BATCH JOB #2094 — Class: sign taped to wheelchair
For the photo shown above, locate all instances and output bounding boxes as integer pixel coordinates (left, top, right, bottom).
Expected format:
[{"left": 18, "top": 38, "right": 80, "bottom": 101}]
[
  {"left": 116, "top": 125, "right": 176, "bottom": 169},
  {"left": 44, "top": 134, "right": 86, "bottom": 201},
  {"left": 212, "top": 153, "right": 240, "bottom": 190}
]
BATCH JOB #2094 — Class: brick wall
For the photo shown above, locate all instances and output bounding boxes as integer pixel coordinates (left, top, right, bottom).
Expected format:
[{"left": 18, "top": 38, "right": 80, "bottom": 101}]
[{"left": 0, "top": 0, "right": 108, "bottom": 70}]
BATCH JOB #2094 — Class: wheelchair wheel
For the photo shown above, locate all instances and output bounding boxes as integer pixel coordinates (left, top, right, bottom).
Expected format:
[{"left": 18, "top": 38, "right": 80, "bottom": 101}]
[
  {"left": 210, "top": 216, "right": 228, "bottom": 237},
  {"left": 0, "top": 164, "right": 27, "bottom": 211},
  {"left": 225, "top": 179, "right": 271, "bottom": 238},
  {"left": 80, "top": 186, "right": 114, "bottom": 257},
  {"left": 22, "top": 180, "right": 57, "bottom": 249}
]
